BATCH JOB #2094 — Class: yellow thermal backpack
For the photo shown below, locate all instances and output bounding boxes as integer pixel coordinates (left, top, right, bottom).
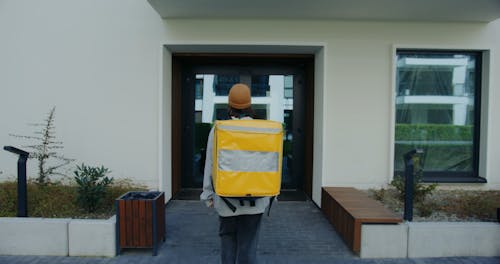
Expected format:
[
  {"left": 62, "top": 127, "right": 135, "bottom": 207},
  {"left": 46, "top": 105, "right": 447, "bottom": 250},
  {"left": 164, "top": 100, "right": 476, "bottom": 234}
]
[{"left": 212, "top": 119, "right": 283, "bottom": 210}]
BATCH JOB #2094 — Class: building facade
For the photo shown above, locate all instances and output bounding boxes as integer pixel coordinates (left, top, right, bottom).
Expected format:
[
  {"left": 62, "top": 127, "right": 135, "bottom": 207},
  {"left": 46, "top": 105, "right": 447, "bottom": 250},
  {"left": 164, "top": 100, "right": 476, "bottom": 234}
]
[{"left": 1, "top": 0, "right": 499, "bottom": 205}]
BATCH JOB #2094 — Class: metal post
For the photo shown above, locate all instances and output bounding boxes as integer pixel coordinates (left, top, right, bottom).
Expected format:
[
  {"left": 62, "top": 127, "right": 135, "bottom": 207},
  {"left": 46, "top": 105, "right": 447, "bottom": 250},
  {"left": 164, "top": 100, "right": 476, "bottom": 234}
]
[
  {"left": 152, "top": 200, "right": 158, "bottom": 256},
  {"left": 4, "top": 146, "right": 29, "bottom": 217},
  {"left": 17, "top": 154, "right": 28, "bottom": 217},
  {"left": 403, "top": 149, "right": 423, "bottom": 222},
  {"left": 115, "top": 200, "right": 121, "bottom": 256}
]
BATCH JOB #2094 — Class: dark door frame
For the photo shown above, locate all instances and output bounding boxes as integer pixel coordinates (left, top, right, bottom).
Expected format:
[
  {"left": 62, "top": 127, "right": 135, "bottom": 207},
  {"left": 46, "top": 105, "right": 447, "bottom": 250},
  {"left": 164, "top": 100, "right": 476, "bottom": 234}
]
[{"left": 171, "top": 53, "right": 315, "bottom": 198}]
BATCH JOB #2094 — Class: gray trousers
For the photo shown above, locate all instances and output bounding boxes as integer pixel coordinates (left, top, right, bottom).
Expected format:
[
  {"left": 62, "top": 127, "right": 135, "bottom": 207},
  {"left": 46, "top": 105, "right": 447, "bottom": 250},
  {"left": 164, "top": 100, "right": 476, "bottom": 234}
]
[{"left": 219, "top": 214, "right": 263, "bottom": 264}]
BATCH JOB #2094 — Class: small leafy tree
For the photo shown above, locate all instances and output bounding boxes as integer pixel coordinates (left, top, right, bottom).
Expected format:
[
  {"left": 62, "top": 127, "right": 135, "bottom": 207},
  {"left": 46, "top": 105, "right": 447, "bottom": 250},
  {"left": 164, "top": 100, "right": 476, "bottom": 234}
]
[
  {"left": 74, "top": 163, "right": 113, "bottom": 213},
  {"left": 10, "top": 106, "right": 73, "bottom": 185}
]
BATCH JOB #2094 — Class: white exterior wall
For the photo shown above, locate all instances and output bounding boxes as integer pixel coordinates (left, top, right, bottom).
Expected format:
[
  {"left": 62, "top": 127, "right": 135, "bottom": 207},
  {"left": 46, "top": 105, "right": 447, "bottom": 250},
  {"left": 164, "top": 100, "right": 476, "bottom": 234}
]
[
  {"left": 0, "top": 0, "right": 168, "bottom": 188},
  {"left": 1, "top": 0, "right": 499, "bottom": 204}
]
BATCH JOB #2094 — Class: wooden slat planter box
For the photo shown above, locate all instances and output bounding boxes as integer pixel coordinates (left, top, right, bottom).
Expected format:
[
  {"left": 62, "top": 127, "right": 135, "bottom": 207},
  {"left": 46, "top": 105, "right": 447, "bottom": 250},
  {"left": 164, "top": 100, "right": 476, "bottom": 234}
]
[
  {"left": 321, "top": 187, "right": 402, "bottom": 254},
  {"left": 116, "top": 191, "right": 165, "bottom": 256}
]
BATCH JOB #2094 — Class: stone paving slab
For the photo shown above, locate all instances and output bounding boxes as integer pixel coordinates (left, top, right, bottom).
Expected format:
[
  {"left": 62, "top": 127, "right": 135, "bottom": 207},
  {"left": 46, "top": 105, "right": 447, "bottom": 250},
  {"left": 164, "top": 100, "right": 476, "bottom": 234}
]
[
  {"left": 1, "top": 255, "right": 500, "bottom": 264},
  {"left": 0, "top": 200, "right": 499, "bottom": 264}
]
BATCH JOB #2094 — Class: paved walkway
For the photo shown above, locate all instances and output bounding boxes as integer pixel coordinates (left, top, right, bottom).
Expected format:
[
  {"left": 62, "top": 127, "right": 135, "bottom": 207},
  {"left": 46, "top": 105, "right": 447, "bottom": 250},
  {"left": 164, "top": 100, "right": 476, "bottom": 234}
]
[{"left": 0, "top": 200, "right": 499, "bottom": 264}]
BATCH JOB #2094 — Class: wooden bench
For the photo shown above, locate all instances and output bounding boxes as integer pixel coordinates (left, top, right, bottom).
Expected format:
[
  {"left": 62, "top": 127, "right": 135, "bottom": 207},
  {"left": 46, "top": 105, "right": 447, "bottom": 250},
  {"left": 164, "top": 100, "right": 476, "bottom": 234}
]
[{"left": 321, "top": 187, "right": 402, "bottom": 254}]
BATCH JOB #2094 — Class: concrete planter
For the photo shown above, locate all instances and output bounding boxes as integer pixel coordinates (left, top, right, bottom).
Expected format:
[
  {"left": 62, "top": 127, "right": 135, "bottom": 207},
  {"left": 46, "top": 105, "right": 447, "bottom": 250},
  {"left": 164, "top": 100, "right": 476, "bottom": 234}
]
[
  {"left": 360, "top": 222, "right": 500, "bottom": 258},
  {"left": 407, "top": 222, "right": 500, "bottom": 258},
  {"left": 0, "top": 216, "right": 116, "bottom": 257},
  {"left": 69, "top": 216, "right": 116, "bottom": 257},
  {"left": 360, "top": 223, "right": 408, "bottom": 258},
  {"left": 0, "top": 217, "right": 70, "bottom": 256}
]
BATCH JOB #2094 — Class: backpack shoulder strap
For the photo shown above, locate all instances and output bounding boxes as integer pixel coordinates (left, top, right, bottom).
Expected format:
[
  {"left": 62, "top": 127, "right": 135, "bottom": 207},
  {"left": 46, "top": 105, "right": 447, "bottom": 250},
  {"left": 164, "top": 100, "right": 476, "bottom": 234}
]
[
  {"left": 267, "top": 196, "right": 276, "bottom": 216},
  {"left": 221, "top": 197, "right": 237, "bottom": 213}
]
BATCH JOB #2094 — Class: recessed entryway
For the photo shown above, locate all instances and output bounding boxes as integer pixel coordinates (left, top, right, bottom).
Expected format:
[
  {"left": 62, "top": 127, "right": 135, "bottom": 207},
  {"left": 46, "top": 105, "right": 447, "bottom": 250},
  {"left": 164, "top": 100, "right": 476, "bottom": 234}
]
[{"left": 170, "top": 53, "right": 315, "bottom": 200}]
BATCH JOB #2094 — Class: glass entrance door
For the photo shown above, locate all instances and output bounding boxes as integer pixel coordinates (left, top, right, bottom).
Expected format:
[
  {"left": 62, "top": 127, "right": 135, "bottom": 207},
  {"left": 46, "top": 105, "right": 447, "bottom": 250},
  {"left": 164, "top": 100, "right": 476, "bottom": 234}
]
[{"left": 179, "top": 60, "right": 307, "bottom": 195}]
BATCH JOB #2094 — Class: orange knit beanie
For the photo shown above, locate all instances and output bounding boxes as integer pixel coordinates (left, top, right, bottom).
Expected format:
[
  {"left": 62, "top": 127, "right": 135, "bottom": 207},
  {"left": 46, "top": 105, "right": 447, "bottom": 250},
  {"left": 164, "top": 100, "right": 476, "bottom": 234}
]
[{"left": 228, "top": 83, "right": 251, "bottom": 109}]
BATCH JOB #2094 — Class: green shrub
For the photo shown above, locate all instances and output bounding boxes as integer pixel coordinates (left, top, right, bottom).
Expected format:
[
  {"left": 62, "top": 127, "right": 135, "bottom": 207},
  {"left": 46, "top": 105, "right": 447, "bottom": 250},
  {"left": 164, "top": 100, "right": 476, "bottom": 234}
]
[
  {"left": 391, "top": 155, "right": 437, "bottom": 212},
  {"left": 0, "top": 180, "right": 78, "bottom": 217},
  {"left": 0, "top": 179, "right": 146, "bottom": 218},
  {"left": 391, "top": 175, "right": 437, "bottom": 205},
  {"left": 0, "top": 181, "right": 18, "bottom": 216},
  {"left": 28, "top": 182, "right": 79, "bottom": 217},
  {"left": 371, "top": 188, "right": 387, "bottom": 202},
  {"left": 74, "top": 163, "right": 113, "bottom": 213}
]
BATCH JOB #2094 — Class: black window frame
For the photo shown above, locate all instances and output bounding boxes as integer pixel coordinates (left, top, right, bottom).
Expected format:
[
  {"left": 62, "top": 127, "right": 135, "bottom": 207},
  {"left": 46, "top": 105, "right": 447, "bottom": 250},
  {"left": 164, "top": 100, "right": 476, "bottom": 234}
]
[{"left": 394, "top": 49, "right": 486, "bottom": 183}]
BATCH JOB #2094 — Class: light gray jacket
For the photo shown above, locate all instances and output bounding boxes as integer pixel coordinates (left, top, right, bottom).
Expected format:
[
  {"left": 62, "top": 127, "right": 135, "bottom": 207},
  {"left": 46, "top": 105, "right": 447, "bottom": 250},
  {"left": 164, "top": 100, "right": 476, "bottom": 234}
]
[{"left": 200, "top": 117, "right": 272, "bottom": 217}]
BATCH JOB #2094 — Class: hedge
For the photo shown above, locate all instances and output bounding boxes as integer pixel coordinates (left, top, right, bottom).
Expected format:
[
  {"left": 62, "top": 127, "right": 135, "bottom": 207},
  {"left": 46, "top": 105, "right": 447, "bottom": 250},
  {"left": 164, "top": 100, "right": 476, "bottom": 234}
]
[
  {"left": 395, "top": 124, "right": 473, "bottom": 141},
  {"left": 394, "top": 124, "right": 473, "bottom": 171}
]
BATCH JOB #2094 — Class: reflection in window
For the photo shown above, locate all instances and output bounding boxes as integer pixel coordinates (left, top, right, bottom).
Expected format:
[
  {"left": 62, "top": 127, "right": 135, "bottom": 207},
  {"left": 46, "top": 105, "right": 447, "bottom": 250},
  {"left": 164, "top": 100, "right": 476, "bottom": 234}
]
[
  {"left": 252, "top": 104, "right": 268, "bottom": 120},
  {"left": 194, "top": 74, "right": 295, "bottom": 123},
  {"left": 284, "top": 75, "right": 293, "bottom": 98},
  {"left": 394, "top": 50, "right": 481, "bottom": 181},
  {"left": 215, "top": 105, "right": 229, "bottom": 121},
  {"left": 214, "top": 75, "right": 239, "bottom": 96},
  {"left": 251, "top": 75, "right": 270, "bottom": 97},
  {"left": 194, "top": 111, "right": 202, "bottom": 123},
  {"left": 195, "top": 78, "right": 203, "bottom": 99}
]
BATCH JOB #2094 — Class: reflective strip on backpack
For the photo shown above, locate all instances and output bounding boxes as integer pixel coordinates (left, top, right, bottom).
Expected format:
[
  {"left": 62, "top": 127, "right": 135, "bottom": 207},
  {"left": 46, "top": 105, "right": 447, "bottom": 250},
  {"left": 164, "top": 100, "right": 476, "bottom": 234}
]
[
  {"left": 218, "top": 125, "right": 282, "bottom": 134},
  {"left": 218, "top": 149, "right": 279, "bottom": 172}
]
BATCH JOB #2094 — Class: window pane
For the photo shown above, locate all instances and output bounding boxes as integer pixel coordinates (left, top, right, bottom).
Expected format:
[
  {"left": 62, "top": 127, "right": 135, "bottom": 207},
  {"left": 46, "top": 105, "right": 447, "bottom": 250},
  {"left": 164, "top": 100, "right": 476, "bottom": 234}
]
[
  {"left": 195, "top": 78, "right": 203, "bottom": 99},
  {"left": 214, "top": 75, "right": 239, "bottom": 96},
  {"left": 395, "top": 51, "right": 478, "bottom": 179},
  {"left": 284, "top": 75, "right": 294, "bottom": 98},
  {"left": 251, "top": 75, "right": 270, "bottom": 97}
]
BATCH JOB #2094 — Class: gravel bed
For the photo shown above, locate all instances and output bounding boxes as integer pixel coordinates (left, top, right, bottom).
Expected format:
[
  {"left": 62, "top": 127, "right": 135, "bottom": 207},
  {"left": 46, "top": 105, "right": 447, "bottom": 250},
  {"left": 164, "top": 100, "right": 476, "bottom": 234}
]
[{"left": 365, "top": 189, "right": 500, "bottom": 222}]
